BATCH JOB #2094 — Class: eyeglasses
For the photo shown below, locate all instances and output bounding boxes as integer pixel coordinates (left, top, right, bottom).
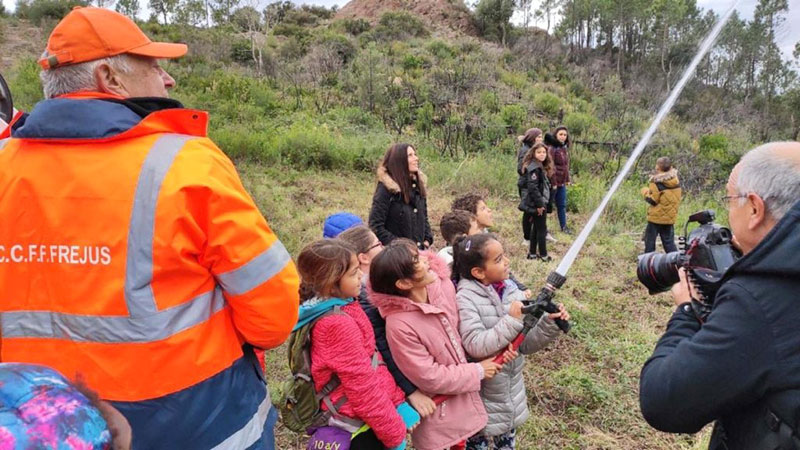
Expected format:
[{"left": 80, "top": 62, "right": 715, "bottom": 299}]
[
  {"left": 367, "top": 241, "right": 383, "bottom": 252},
  {"left": 720, "top": 194, "right": 747, "bottom": 210}
]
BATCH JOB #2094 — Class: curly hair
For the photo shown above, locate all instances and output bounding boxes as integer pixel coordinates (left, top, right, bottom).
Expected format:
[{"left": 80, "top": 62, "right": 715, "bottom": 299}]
[{"left": 451, "top": 193, "right": 485, "bottom": 215}]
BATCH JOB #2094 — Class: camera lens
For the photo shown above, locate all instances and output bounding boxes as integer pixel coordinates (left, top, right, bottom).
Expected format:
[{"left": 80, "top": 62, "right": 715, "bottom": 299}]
[{"left": 637, "top": 252, "right": 682, "bottom": 294}]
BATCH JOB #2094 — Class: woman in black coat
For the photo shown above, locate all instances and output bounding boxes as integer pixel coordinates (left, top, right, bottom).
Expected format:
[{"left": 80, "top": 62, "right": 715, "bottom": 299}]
[
  {"left": 368, "top": 143, "right": 434, "bottom": 249},
  {"left": 517, "top": 128, "right": 543, "bottom": 241}
]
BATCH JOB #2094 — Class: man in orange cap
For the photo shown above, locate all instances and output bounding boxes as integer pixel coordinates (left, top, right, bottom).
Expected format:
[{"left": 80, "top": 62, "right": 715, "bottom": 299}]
[{"left": 0, "top": 7, "right": 300, "bottom": 450}]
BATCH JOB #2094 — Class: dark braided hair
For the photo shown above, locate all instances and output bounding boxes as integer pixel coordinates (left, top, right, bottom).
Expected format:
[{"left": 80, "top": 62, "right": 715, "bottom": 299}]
[{"left": 451, "top": 233, "right": 497, "bottom": 282}]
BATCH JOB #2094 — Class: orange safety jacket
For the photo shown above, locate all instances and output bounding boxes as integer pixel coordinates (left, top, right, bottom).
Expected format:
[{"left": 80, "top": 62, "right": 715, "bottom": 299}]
[{"left": 0, "top": 93, "right": 299, "bottom": 405}]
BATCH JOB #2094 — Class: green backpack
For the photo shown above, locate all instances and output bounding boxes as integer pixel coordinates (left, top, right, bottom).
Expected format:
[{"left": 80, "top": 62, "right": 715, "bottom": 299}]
[{"left": 280, "top": 307, "right": 347, "bottom": 434}]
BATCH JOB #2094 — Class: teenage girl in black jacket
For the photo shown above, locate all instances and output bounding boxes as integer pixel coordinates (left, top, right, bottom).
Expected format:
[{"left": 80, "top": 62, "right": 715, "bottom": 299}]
[{"left": 520, "top": 143, "right": 555, "bottom": 261}]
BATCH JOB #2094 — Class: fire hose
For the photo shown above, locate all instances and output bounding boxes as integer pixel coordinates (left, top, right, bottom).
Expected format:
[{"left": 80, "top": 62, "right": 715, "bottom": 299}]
[{"left": 432, "top": 0, "right": 738, "bottom": 406}]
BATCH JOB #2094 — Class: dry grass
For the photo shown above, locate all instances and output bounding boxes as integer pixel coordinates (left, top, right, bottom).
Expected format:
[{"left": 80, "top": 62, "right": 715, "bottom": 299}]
[{"left": 238, "top": 161, "right": 712, "bottom": 450}]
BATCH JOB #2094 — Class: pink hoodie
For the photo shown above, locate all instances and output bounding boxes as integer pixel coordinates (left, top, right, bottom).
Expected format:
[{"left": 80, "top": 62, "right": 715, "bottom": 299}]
[
  {"left": 368, "top": 252, "right": 487, "bottom": 450},
  {"left": 310, "top": 301, "right": 407, "bottom": 447}
]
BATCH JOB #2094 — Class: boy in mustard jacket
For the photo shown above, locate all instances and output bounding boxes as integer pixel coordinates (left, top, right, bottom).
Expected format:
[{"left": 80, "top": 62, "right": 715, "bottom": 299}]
[{"left": 641, "top": 157, "right": 682, "bottom": 253}]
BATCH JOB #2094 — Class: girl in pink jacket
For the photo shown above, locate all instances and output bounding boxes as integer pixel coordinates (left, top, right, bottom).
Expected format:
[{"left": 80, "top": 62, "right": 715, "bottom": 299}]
[
  {"left": 368, "top": 238, "right": 503, "bottom": 450},
  {"left": 297, "top": 239, "right": 413, "bottom": 449}
]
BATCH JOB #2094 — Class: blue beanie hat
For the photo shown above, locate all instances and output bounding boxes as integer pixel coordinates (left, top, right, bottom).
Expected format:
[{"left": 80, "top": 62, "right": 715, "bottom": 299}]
[
  {"left": 323, "top": 212, "right": 363, "bottom": 238},
  {"left": 0, "top": 363, "right": 112, "bottom": 449}
]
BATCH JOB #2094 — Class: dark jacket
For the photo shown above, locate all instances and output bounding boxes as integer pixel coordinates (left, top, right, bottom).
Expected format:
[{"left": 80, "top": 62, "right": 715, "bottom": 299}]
[
  {"left": 369, "top": 165, "right": 434, "bottom": 249},
  {"left": 520, "top": 160, "right": 552, "bottom": 213},
  {"left": 357, "top": 284, "right": 417, "bottom": 396},
  {"left": 640, "top": 200, "right": 800, "bottom": 450},
  {"left": 516, "top": 143, "right": 532, "bottom": 197},
  {"left": 545, "top": 133, "right": 570, "bottom": 186}
]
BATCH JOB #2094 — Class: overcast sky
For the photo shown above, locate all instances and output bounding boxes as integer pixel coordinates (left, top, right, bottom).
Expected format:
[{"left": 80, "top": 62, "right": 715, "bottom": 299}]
[{"left": 3, "top": 0, "right": 797, "bottom": 60}]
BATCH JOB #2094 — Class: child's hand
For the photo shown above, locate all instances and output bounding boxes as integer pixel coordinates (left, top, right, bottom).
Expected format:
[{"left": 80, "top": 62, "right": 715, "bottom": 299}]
[
  {"left": 479, "top": 358, "right": 502, "bottom": 379},
  {"left": 640, "top": 187, "right": 650, "bottom": 196},
  {"left": 509, "top": 301, "right": 524, "bottom": 319},
  {"left": 500, "top": 343, "right": 518, "bottom": 363},
  {"left": 523, "top": 289, "right": 532, "bottom": 299},
  {"left": 536, "top": 207, "right": 545, "bottom": 215},
  {"left": 407, "top": 390, "right": 436, "bottom": 418},
  {"left": 547, "top": 303, "right": 570, "bottom": 321}
]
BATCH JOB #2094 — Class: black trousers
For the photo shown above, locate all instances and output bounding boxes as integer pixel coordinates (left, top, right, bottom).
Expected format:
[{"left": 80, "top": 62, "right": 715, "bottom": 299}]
[
  {"left": 644, "top": 222, "right": 678, "bottom": 253},
  {"left": 350, "top": 428, "right": 383, "bottom": 449},
  {"left": 529, "top": 212, "right": 548, "bottom": 256},
  {"left": 522, "top": 211, "right": 533, "bottom": 240}
]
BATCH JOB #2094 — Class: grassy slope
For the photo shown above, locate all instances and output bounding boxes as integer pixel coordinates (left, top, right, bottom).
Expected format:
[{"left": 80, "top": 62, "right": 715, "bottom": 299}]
[{"left": 239, "top": 159, "right": 714, "bottom": 450}]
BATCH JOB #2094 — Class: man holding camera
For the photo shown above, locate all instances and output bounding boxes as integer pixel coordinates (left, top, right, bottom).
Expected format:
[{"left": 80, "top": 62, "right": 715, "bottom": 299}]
[
  {"left": 0, "top": 7, "right": 299, "bottom": 449},
  {"left": 640, "top": 141, "right": 800, "bottom": 449}
]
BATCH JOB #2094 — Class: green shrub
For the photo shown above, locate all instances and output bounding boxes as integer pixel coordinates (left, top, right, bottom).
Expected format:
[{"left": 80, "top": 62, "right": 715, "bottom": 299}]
[
  {"left": 477, "top": 90, "right": 500, "bottom": 114},
  {"left": 336, "top": 18, "right": 371, "bottom": 35},
  {"left": 211, "top": 126, "right": 277, "bottom": 162},
  {"left": 699, "top": 133, "right": 737, "bottom": 174},
  {"left": 500, "top": 104, "right": 526, "bottom": 133},
  {"left": 426, "top": 40, "right": 455, "bottom": 59},
  {"left": 273, "top": 23, "right": 311, "bottom": 44},
  {"left": 16, "top": 0, "right": 87, "bottom": 24},
  {"left": 566, "top": 182, "right": 588, "bottom": 213},
  {"left": 7, "top": 58, "right": 42, "bottom": 111},
  {"left": 402, "top": 54, "right": 425, "bottom": 71},
  {"left": 231, "top": 39, "right": 254, "bottom": 64},
  {"left": 300, "top": 5, "right": 334, "bottom": 20},
  {"left": 374, "top": 11, "right": 428, "bottom": 41},
  {"left": 316, "top": 32, "right": 357, "bottom": 64},
  {"left": 564, "top": 112, "right": 596, "bottom": 138},
  {"left": 415, "top": 102, "right": 434, "bottom": 138},
  {"left": 534, "top": 91, "right": 561, "bottom": 116},
  {"left": 283, "top": 8, "right": 318, "bottom": 27},
  {"left": 325, "top": 107, "right": 382, "bottom": 130}
]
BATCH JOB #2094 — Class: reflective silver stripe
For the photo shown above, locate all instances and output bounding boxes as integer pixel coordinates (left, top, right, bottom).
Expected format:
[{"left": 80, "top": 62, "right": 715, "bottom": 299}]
[
  {"left": 216, "top": 241, "right": 292, "bottom": 296},
  {"left": 211, "top": 389, "right": 272, "bottom": 450},
  {"left": 1, "top": 287, "right": 226, "bottom": 343},
  {"left": 125, "top": 134, "right": 192, "bottom": 317},
  {"left": 0, "top": 138, "right": 9, "bottom": 151}
]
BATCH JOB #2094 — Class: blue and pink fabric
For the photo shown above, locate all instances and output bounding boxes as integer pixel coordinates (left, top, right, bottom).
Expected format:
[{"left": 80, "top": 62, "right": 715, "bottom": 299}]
[{"left": 0, "top": 363, "right": 111, "bottom": 449}]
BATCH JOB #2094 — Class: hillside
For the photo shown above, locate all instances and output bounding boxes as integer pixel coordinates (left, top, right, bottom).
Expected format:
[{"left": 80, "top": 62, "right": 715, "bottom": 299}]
[
  {"left": 336, "top": 0, "right": 478, "bottom": 37},
  {"left": 0, "top": 0, "right": 791, "bottom": 447}
]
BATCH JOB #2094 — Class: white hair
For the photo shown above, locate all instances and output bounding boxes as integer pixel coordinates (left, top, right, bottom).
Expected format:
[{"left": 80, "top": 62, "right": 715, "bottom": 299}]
[
  {"left": 39, "top": 52, "right": 135, "bottom": 99},
  {"left": 736, "top": 142, "right": 800, "bottom": 221}
]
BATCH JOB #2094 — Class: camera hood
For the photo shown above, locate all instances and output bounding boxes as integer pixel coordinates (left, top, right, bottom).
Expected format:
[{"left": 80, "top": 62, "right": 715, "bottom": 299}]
[{"left": 0, "top": 73, "right": 13, "bottom": 124}]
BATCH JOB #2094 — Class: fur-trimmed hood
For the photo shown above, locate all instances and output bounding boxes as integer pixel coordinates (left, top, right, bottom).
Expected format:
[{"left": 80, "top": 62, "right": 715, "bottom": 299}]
[
  {"left": 367, "top": 251, "right": 450, "bottom": 317},
  {"left": 649, "top": 167, "right": 679, "bottom": 185},
  {"left": 544, "top": 132, "right": 564, "bottom": 148},
  {"left": 376, "top": 164, "right": 427, "bottom": 194}
]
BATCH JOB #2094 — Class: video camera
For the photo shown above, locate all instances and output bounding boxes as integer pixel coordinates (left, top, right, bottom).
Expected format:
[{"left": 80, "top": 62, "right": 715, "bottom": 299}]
[
  {"left": 0, "top": 73, "right": 13, "bottom": 125},
  {"left": 636, "top": 210, "right": 741, "bottom": 321}
]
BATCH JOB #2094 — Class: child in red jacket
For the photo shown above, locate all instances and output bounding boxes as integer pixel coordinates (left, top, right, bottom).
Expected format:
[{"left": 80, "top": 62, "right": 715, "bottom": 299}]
[{"left": 296, "top": 239, "right": 415, "bottom": 450}]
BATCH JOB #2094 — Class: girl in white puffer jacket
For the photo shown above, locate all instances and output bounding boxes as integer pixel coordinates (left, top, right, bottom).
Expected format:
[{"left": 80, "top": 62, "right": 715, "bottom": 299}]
[{"left": 452, "top": 233, "right": 569, "bottom": 449}]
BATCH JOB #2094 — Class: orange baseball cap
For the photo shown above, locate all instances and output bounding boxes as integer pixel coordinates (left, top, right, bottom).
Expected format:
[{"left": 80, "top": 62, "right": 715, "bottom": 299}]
[{"left": 39, "top": 7, "right": 187, "bottom": 70}]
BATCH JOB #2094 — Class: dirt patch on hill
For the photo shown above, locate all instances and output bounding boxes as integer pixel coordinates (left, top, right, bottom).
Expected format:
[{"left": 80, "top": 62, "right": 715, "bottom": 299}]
[
  {"left": 336, "top": 0, "right": 478, "bottom": 37},
  {"left": 0, "top": 19, "right": 45, "bottom": 72}
]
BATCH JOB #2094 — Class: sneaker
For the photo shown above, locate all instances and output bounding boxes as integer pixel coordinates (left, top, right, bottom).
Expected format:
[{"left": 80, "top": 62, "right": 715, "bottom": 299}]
[
  {"left": 526, "top": 253, "right": 539, "bottom": 260},
  {"left": 561, "top": 227, "right": 573, "bottom": 235},
  {"left": 546, "top": 233, "right": 557, "bottom": 243},
  {"left": 539, "top": 255, "right": 553, "bottom": 262}
]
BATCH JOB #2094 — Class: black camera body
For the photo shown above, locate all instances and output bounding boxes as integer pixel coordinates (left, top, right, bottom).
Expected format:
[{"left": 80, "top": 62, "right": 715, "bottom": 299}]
[
  {"left": 0, "top": 73, "right": 13, "bottom": 124},
  {"left": 637, "top": 210, "right": 742, "bottom": 321}
]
